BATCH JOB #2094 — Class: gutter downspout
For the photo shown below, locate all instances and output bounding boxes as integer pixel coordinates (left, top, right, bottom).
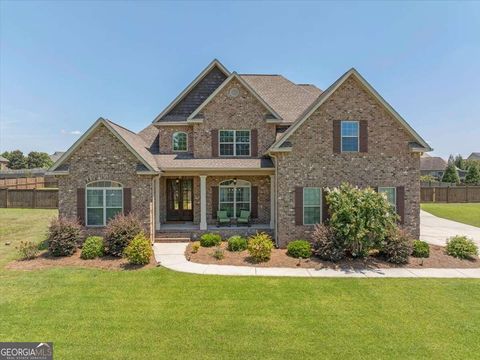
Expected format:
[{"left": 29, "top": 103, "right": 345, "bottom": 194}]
[{"left": 269, "top": 153, "right": 279, "bottom": 247}]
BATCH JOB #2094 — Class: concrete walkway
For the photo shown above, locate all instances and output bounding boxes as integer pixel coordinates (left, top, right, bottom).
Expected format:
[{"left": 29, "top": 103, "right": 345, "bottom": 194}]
[
  {"left": 153, "top": 243, "right": 480, "bottom": 278},
  {"left": 420, "top": 210, "right": 480, "bottom": 247}
]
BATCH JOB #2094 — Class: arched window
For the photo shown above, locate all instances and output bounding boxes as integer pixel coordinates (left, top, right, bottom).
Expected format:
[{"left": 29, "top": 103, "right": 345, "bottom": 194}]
[
  {"left": 172, "top": 132, "right": 188, "bottom": 152},
  {"left": 219, "top": 179, "right": 250, "bottom": 218},
  {"left": 86, "top": 181, "right": 123, "bottom": 226}
]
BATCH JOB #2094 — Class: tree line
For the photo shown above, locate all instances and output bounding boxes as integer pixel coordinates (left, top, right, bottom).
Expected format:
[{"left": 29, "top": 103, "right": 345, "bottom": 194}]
[
  {"left": 442, "top": 154, "right": 480, "bottom": 185},
  {"left": 1, "top": 150, "right": 53, "bottom": 170}
]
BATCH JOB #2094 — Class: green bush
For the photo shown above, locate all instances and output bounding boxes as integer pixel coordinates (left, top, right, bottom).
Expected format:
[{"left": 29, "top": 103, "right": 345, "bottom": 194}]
[
  {"left": 247, "top": 232, "right": 274, "bottom": 262},
  {"left": 200, "top": 233, "right": 222, "bottom": 247},
  {"left": 445, "top": 236, "right": 478, "bottom": 259},
  {"left": 287, "top": 240, "right": 312, "bottom": 258},
  {"left": 81, "top": 236, "right": 104, "bottom": 259},
  {"left": 47, "top": 217, "right": 81, "bottom": 257},
  {"left": 123, "top": 233, "right": 152, "bottom": 265},
  {"left": 104, "top": 213, "right": 143, "bottom": 257},
  {"left": 227, "top": 235, "right": 248, "bottom": 252},
  {"left": 311, "top": 224, "right": 345, "bottom": 261},
  {"left": 412, "top": 240, "right": 430, "bottom": 258},
  {"left": 212, "top": 247, "right": 225, "bottom": 260},
  {"left": 382, "top": 228, "right": 413, "bottom": 264},
  {"left": 17, "top": 241, "right": 39, "bottom": 260},
  {"left": 326, "top": 183, "right": 397, "bottom": 258}
]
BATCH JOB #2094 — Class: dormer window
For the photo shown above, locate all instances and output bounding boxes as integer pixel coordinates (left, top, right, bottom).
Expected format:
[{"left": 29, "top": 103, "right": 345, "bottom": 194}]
[
  {"left": 219, "top": 130, "right": 250, "bottom": 156},
  {"left": 172, "top": 132, "right": 188, "bottom": 152}
]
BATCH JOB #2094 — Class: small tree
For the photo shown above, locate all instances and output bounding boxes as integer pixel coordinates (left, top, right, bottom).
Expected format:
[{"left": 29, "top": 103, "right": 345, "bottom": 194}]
[
  {"left": 2, "top": 150, "right": 27, "bottom": 169},
  {"left": 27, "top": 151, "right": 53, "bottom": 169},
  {"left": 442, "top": 163, "right": 460, "bottom": 184},
  {"left": 454, "top": 154, "right": 466, "bottom": 170},
  {"left": 465, "top": 163, "right": 480, "bottom": 185}
]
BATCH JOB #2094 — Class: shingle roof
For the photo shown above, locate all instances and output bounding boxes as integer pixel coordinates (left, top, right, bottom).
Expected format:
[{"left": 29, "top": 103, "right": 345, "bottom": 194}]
[
  {"left": 468, "top": 152, "right": 480, "bottom": 160},
  {"left": 49, "top": 151, "right": 65, "bottom": 163},
  {"left": 154, "top": 154, "right": 273, "bottom": 170},
  {"left": 239, "top": 75, "right": 322, "bottom": 123},
  {"left": 420, "top": 156, "right": 447, "bottom": 171},
  {"left": 0, "top": 156, "right": 8, "bottom": 163}
]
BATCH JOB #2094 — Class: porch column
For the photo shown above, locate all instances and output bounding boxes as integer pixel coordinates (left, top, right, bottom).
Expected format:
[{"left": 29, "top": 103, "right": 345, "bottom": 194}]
[
  {"left": 200, "top": 175, "right": 207, "bottom": 230},
  {"left": 155, "top": 176, "right": 161, "bottom": 230},
  {"left": 270, "top": 175, "right": 275, "bottom": 229}
]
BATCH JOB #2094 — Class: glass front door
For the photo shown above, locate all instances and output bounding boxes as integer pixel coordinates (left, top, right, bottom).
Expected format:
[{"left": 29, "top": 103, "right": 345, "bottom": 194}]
[{"left": 166, "top": 178, "right": 193, "bottom": 221}]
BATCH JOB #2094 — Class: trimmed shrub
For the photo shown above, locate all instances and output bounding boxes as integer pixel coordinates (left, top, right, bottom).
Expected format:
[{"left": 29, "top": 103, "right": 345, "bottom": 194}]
[
  {"left": 191, "top": 242, "right": 200, "bottom": 253},
  {"left": 287, "top": 240, "right": 312, "bottom": 259},
  {"left": 104, "top": 213, "right": 143, "bottom": 257},
  {"left": 17, "top": 241, "right": 39, "bottom": 260},
  {"left": 248, "top": 232, "right": 274, "bottom": 262},
  {"left": 311, "top": 224, "right": 345, "bottom": 261},
  {"left": 327, "top": 183, "right": 397, "bottom": 258},
  {"left": 227, "top": 235, "right": 248, "bottom": 252},
  {"left": 123, "top": 233, "right": 152, "bottom": 265},
  {"left": 200, "top": 233, "right": 222, "bottom": 247},
  {"left": 81, "top": 236, "right": 104, "bottom": 259},
  {"left": 446, "top": 236, "right": 478, "bottom": 259},
  {"left": 212, "top": 247, "right": 225, "bottom": 260},
  {"left": 47, "top": 217, "right": 81, "bottom": 257},
  {"left": 382, "top": 228, "right": 413, "bottom": 264},
  {"left": 412, "top": 240, "right": 430, "bottom": 258}
]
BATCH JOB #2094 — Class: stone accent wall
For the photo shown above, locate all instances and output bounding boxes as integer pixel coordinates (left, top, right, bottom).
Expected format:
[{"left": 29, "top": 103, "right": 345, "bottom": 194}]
[
  {"left": 158, "top": 125, "right": 194, "bottom": 154},
  {"left": 193, "top": 78, "right": 277, "bottom": 158},
  {"left": 275, "top": 76, "right": 421, "bottom": 247},
  {"left": 57, "top": 124, "right": 154, "bottom": 236}
]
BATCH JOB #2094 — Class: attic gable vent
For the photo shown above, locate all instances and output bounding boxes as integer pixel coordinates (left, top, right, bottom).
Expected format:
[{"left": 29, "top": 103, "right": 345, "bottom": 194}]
[{"left": 228, "top": 87, "right": 240, "bottom": 98}]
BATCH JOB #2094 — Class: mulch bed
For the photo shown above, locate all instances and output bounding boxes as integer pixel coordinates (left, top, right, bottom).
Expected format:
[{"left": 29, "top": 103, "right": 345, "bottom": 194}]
[
  {"left": 6, "top": 250, "right": 156, "bottom": 271},
  {"left": 186, "top": 242, "right": 480, "bottom": 269}
]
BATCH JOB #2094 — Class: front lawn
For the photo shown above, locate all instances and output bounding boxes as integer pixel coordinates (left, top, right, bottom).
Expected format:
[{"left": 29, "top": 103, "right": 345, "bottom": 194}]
[
  {"left": 1, "top": 209, "right": 480, "bottom": 359},
  {"left": 421, "top": 203, "right": 480, "bottom": 227}
]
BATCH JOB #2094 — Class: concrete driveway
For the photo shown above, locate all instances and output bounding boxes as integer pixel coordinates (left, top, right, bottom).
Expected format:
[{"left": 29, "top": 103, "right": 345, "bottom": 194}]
[{"left": 420, "top": 210, "right": 480, "bottom": 247}]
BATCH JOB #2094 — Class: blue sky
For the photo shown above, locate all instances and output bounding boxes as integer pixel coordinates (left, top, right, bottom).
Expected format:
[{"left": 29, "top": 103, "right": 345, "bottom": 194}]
[{"left": 1, "top": 1, "right": 479, "bottom": 159}]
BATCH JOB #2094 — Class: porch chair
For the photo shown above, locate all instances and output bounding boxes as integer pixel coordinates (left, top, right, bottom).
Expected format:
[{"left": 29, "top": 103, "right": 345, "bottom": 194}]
[
  {"left": 236, "top": 210, "right": 251, "bottom": 227},
  {"left": 217, "top": 211, "right": 231, "bottom": 227}
]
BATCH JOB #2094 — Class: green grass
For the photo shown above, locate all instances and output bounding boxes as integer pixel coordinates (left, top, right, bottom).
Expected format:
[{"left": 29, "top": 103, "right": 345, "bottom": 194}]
[
  {"left": 421, "top": 203, "right": 480, "bottom": 227},
  {"left": 1, "top": 209, "right": 480, "bottom": 359}
]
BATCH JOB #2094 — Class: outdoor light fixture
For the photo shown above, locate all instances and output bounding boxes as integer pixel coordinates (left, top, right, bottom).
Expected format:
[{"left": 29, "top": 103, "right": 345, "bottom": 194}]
[
  {"left": 233, "top": 178, "right": 237, "bottom": 185},
  {"left": 175, "top": 177, "right": 180, "bottom": 184}
]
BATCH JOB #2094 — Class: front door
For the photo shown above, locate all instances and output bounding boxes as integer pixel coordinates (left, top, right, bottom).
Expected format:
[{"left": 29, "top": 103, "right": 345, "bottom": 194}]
[{"left": 166, "top": 178, "right": 193, "bottom": 221}]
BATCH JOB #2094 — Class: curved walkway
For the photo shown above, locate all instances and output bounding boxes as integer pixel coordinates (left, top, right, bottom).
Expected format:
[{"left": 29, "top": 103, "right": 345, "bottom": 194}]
[{"left": 153, "top": 243, "right": 480, "bottom": 278}]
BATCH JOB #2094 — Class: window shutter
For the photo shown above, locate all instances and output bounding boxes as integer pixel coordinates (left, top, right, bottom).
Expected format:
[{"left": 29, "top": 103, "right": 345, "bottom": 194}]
[
  {"left": 212, "top": 186, "right": 218, "bottom": 219},
  {"left": 77, "top": 188, "right": 85, "bottom": 226},
  {"left": 123, "top": 188, "right": 132, "bottom": 215},
  {"left": 321, "top": 189, "right": 329, "bottom": 223},
  {"left": 333, "top": 120, "right": 341, "bottom": 153},
  {"left": 294, "top": 187, "right": 303, "bottom": 225},
  {"left": 360, "top": 120, "right": 368, "bottom": 152},
  {"left": 251, "top": 129, "right": 258, "bottom": 157},
  {"left": 396, "top": 186, "right": 405, "bottom": 224},
  {"left": 251, "top": 186, "right": 258, "bottom": 218},
  {"left": 211, "top": 129, "right": 218, "bottom": 157}
]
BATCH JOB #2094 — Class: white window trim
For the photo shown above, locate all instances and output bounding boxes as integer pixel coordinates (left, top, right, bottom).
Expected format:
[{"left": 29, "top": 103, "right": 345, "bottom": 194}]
[
  {"left": 172, "top": 131, "right": 188, "bottom": 152},
  {"left": 86, "top": 182, "right": 123, "bottom": 227},
  {"left": 218, "top": 130, "right": 251, "bottom": 157},
  {"left": 378, "top": 186, "right": 397, "bottom": 213},
  {"left": 340, "top": 120, "right": 359, "bottom": 153},
  {"left": 218, "top": 179, "right": 251, "bottom": 218},
  {"left": 303, "top": 187, "right": 322, "bottom": 225}
]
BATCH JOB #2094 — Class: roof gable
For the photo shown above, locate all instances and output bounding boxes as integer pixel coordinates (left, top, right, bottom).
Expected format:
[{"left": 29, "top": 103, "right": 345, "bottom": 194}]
[
  {"left": 269, "top": 68, "right": 432, "bottom": 152},
  {"left": 49, "top": 118, "right": 158, "bottom": 173},
  {"left": 153, "top": 59, "right": 229, "bottom": 123}
]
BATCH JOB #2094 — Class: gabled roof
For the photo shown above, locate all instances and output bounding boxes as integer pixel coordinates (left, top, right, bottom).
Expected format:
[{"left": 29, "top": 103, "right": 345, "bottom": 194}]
[
  {"left": 420, "top": 156, "right": 447, "bottom": 171},
  {"left": 468, "top": 152, "right": 480, "bottom": 160},
  {"left": 49, "top": 118, "right": 158, "bottom": 174},
  {"left": 240, "top": 75, "right": 321, "bottom": 123},
  {"left": 269, "top": 68, "right": 432, "bottom": 152},
  {"left": 187, "top": 72, "right": 283, "bottom": 121},
  {"left": 153, "top": 59, "right": 230, "bottom": 123},
  {"left": 0, "top": 156, "right": 8, "bottom": 163}
]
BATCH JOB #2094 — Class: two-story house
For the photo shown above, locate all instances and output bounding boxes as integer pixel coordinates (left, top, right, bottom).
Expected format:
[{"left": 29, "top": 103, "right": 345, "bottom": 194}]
[{"left": 48, "top": 59, "right": 431, "bottom": 247}]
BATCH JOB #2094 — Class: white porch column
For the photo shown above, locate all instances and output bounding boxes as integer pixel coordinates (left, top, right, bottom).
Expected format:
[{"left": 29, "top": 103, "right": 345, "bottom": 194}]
[
  {"left": 155, "top": 176, "right": 161, "bottom": 230},
  {"left": 270, "top": 175, "right": 275, "bottom": 229},
  {"left": 200, "top": 175, "right": 207, "bottom": 230}
]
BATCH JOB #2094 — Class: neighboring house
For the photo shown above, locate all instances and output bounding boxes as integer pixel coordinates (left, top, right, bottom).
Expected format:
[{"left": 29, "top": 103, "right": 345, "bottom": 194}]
[
  {"left": 467, "top": 152, "right": 480, "bottom": 161},
  {"left": 0, "top": 156, "right": 8, "bottom": 170},
  {"left": 420, "top": 155, "right": 466, "bottom": 181},
  {"left": 48, "top": 59, "right": 431, "bottom": 247},
  {"left": 50, "top": 151, "right": 65, "bottom": 163}
]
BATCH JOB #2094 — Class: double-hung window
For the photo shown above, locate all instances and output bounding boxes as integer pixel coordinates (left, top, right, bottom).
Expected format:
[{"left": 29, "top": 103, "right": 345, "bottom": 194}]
[
  {"left": 303, "top": 187, "right": 321, "bottom": 225},
  {"left": 378, "top": 187, "right": 396, "bottom": 213},
  {"left": 219, "top": 179, "right": 251, "bottom": 218},
  {"left": 86, "top": 181, "right": 123, "bottom": 226},
  {"left": 172, "top": 132, "right": 188, "bottom": 152},
  {"left": 341, "top": 121, "right": 359, "bottom": 152},
  {"left": 219, "top": 130, "right": 250, "bottom": 156}
]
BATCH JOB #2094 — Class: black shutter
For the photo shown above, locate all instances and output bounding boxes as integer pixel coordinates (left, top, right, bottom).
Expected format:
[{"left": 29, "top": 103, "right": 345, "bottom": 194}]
[
  {"left": 333, "top": 120, "right": 341, "bottom": 153},
  {"left": 123, "top": 188, "right": 132, "bottom": 215},
  {"left": 211, "top": 130, "right": 218, "bottom": 157},
  {"left": 212, "top": 186, "right": 218, "bottom": 219},
  {"left": 251, "top": 186, "right": 258, "bottom": 218},
  {"left": 360, "top": 120, "right": 368, "bottom": 152},
  {"left": 396, "top": 186, "right": 405, "bottom": 224},
  {"left": 295, "top": 187, "right": 303, "bottom": 225},
  {"left": 77, "top": 188, "right": 85, "bottom": 225}
]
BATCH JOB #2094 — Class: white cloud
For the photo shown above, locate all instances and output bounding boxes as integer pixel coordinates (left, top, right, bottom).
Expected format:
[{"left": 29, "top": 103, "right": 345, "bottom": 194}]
[{"left": 61, "top": 129, "right": 81, "bottom": 135}]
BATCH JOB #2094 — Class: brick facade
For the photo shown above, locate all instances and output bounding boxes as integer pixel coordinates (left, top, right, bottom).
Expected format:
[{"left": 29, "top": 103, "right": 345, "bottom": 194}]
[
  {"left": 275, "top": 76, "right": 420, "bottom": 247},
  {"left": 158, "top": 125, "right": 194, "bottom": 154}
]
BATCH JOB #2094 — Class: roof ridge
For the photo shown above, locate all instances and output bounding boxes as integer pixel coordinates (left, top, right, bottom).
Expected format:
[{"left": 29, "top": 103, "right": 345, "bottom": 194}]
[
  {"left": 104, "top": 118, "right": 139, "bottom": 137},
  {"left": 239, "top": 74, "right": 281, "bottom": 76}
]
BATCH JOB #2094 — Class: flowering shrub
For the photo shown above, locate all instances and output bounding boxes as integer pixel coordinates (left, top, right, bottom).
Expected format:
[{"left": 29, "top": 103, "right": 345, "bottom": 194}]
[
  {"left": 311, "top": 224, "right": 345, "bottom": 261},
  {"left": 47, "top": 217, "right": 81, "bottom": 257},
  {"left": 247, "top": 232, "right": 274, "bottom": 262}
]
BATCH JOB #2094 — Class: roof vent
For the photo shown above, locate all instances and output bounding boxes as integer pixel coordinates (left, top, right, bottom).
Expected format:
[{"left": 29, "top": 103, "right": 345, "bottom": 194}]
[{"left": 228, "top": 87, "right": 240, "bottom": 98}]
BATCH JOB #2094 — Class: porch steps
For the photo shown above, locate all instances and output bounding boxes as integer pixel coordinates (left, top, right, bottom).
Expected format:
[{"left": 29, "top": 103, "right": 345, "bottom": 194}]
[
  {"left": 155, "top": 231, "right": 192, "bottom": 243},
  {"left": 155, "top": 237, "right": 191, "bottom": 243}
]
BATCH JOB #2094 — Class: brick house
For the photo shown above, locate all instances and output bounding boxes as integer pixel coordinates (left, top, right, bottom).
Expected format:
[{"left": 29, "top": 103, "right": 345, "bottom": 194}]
[{"left": 48, "top": 59, "right": 431, "bottom": 247}]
